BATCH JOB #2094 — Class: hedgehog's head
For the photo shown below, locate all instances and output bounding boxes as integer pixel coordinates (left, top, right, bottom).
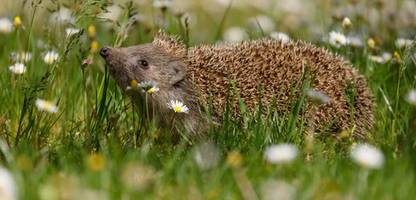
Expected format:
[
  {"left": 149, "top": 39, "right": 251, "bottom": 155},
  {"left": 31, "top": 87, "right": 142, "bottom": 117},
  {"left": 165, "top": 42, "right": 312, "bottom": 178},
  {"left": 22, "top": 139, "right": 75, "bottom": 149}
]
[
  {"left": 100, "top": 32, "right": 198, "bottom": 121},
  {"left": 100, "top": 32, "right": 187, "bottom": 92},
  {"left": 100, "top": 32, "right": 205, "bottom": 134}
]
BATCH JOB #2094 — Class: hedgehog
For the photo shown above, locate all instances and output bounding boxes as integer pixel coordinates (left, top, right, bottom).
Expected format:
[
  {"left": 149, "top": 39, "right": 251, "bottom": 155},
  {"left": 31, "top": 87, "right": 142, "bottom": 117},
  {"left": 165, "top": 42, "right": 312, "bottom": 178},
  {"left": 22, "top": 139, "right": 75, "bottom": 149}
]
[{"left": 100, "top": 32, "right": 374, "bottom": 139}]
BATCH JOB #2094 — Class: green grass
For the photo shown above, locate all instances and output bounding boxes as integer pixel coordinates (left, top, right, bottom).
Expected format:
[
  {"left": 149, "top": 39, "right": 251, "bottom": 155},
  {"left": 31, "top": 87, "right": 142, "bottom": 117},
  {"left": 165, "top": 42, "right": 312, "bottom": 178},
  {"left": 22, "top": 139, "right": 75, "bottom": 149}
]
[{"left": 1, "top": 0, "right": 416, "bottom": 199}]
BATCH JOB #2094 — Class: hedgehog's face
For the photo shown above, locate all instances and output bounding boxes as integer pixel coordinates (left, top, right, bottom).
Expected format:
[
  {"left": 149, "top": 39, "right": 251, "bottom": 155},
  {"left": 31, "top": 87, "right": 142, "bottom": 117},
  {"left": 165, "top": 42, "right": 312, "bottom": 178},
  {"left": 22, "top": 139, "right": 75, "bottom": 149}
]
[{"left": 100, "top": 44, "right": 187, "bottom": 93}]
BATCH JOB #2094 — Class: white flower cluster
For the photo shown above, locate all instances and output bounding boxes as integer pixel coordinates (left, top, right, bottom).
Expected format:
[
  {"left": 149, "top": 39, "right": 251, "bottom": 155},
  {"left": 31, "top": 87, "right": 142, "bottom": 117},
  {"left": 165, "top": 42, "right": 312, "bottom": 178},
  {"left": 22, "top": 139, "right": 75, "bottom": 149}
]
[
  {"left": 405, "top": 89, "right": 416, "bottom": 105},
  {"left": 329, "top": 31, "right": 348, "bottom": 48},
  {"left": 126, "top": 80, "right": 190, "bottom": 114},
  {"left": 0, "top": 18, "right": 13, "bottom": 33},
  {"left": 395, "top": 38, "right": 413, "bottom": 49},
  {"left": 369, "top": 52, "right": 392, "bottom": 64},
  {"left": 43, "top": 51, "right": 59, "bottom": 65},
  {"left": 350, "top": 143, "right": 384, "bottom": 169},
  {"left": 270, "top": 32, "right": 291, "bottom": 44},
  {"left": 328, "top": 31, "right": 365, "bottom": 48},
  {"left": 7, "top": 50, "right": 59, "bottom": 75},
  {"left": 35, "top": 99, "right": 58, "bottom": 113},
  {"left": 8, "top": 63, "right": 26, "bottom": 75},
  {"left": 264, "top": 144, "right": 298, "bottom": 164},
  {"left": 261, "top": 142, "right": 385, "bottom": 171},
  {"left": 0, "top": 166, "right": 17, "bottom": 200},
  {"left": 167, "top": 100, "right": 189, "bottom": 113}
]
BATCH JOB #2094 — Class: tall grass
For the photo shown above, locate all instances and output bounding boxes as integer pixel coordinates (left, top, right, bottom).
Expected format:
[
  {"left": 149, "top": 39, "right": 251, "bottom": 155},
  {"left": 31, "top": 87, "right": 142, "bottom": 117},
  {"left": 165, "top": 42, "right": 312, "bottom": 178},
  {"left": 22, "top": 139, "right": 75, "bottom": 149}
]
[{"left": 0, "top": 0, "right": 415, "bottom": 199}]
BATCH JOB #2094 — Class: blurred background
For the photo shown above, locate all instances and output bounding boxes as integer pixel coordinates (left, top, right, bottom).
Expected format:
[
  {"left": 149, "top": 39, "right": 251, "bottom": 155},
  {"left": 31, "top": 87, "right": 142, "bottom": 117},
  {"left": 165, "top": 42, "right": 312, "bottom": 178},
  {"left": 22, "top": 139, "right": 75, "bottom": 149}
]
[
  {"left": 0, "top": 1, "right": 416, "bottom": 199},
  {"left": 1, "top": 0, "right": 415, "bottom": 45}
]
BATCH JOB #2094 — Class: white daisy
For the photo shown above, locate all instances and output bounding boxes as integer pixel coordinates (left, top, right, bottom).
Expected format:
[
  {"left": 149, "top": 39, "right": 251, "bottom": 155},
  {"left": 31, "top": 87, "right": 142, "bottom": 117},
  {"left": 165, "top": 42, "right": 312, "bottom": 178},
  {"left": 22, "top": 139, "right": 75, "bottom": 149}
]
[
  {"left": 347, "top": 36, "right": 363, "bottom": 47},
  {"left": 0, "top": 18, "right": 13, "bottom": 33},
  {"left": 369, "top": 52, "right": 392, "bottom": 64},
  {"left": 10, "top": 52, "right": 32, "bottom": 63},
  {"left": 167, "top": 100, "right": 189, "bottom": 113},
  {"left": 369, "top": 56, "right": 384, "bottom": 64},
  {"left": 49, "top": 7, "right": 75, "bottom": 24},
  {"left": 223, "top": 27, "right": 248, "bottom": 42},
  {"left": 264, "top": 144, "right": 298, "bottom": 164},
  {"left": 153, "top": 0, "right": 172, "bottom": 9},
  {"left": 328, "top": 31, "right": 347, "bottom": 48},
  {"left": 306, "top": 89, "right": 331, "bottom": 104},
  {"left": 35, "top": 99, "right": 58, "bottom": 113},
  {"left": 395, "top": 38, "right": 413, "bottom": 49},
  {"left": 43, "top": 51, "right": 59, "bottom": 64},
  {"left": 350, "top": 143, "right": 384, "bottom": 169},
  {"left": 405, "top": 89, "right": 416, "bottom": 105},
  {"left": 270, "top": 32, "right": 291, "bottom": 44},
  {"left": 0, "top": 166, "right": 17, "bottom": 200},
  {"left": 139, "top": 81, "right": 160, "bottom": 94},
  {"left": 8, "top": 63, "right": 26, "bottom": 74},
  {"left": 65, "top": 28, "right": 80, "bottom": 37}
]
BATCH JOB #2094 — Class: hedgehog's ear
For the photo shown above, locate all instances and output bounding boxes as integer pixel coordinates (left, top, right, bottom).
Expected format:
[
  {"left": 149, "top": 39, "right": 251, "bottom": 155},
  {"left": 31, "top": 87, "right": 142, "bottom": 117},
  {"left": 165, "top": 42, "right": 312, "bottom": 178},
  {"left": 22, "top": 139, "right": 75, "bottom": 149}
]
[{"left": 153, "top": 30, "right": 187, "bottom": 59}]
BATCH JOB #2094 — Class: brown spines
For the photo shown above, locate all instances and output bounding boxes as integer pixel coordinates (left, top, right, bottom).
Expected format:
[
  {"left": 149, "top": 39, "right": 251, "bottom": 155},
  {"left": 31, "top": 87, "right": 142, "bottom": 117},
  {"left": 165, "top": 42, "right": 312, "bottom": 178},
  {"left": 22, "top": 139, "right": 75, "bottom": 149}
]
[
  {"left": 186, "top": 39, "right": 374, "bottom": 138},
  {"left": 152, "top": 31, "right": 187, "bottom": 59}
]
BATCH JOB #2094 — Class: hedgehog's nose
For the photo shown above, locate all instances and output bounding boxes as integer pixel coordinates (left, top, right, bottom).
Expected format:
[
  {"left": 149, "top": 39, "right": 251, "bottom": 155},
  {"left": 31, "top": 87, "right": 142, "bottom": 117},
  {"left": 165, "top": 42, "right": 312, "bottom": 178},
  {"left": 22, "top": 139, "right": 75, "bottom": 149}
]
[{"left": 100, "top": 47, "right": 110, "bottom": 57}]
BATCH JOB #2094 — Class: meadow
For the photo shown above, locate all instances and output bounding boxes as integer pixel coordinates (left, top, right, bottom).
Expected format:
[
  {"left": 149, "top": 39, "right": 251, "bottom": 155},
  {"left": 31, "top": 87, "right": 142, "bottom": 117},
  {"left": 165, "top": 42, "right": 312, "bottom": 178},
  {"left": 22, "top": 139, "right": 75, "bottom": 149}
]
[{"left": 0, "top": 0, "right": 416, "bottom": 199}]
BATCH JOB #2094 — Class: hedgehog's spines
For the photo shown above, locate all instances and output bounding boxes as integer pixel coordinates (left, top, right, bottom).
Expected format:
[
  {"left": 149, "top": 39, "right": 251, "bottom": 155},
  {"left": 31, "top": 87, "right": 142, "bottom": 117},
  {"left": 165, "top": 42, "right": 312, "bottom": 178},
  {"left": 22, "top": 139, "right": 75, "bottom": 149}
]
[
  {"left": 153, "top": 30, "right": 187, "bottom": 59},
  {"left": 186, "top": 37, "right": 374, "bottom": 138}
]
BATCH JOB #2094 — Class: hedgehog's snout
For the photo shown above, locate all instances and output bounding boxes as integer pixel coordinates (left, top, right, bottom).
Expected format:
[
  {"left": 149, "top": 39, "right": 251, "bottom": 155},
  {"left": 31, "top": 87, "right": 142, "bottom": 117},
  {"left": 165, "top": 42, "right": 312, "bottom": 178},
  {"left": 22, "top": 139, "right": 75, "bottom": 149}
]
[
  {"left": 100, "top": 47, "right": 120, "bottom": 67},
  {"left": 100, "top": 47, "right": 111, "bottom": 58}
]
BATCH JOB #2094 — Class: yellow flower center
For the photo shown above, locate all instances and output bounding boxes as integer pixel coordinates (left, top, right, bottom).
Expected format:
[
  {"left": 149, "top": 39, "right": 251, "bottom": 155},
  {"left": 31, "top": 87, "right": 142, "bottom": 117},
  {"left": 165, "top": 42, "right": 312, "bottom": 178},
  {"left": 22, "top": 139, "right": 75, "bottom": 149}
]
[
  {"left": 226, "top": 151, "right": 243, "bottom": 168},
  {"left": 394, "top": 51, "right": 401, "bottom": 61},
  {"left": 88, "top": 25, "right": 96, "bottom": 38},
  {"left": 90, "top": 41, "right": 99, "bottom": 53},
  {"left": 173, "top": 106, "right": 182, "bottom": 113},
  {"left": 147, "top": 87, "right": 157, "bottom": 94},
  {"left": 130, "top": 80, "right": 138, "bottom": 90},
  {"left": 367, "top": 38, "right": 376, "bottom": 49},
  {"left": 14, "top": 16, "right": 22, "bottom": 27},
  {"left": 87, "top": 153, "right": 106, "bottom": 172},
  {"left": 44, "top": 102, "right": 54, "bottom": 110}
]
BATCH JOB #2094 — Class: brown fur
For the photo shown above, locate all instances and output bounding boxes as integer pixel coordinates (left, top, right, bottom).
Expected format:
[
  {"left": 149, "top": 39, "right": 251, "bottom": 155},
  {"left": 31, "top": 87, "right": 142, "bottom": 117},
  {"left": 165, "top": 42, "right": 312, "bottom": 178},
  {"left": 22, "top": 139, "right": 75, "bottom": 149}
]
[{"left": 101, "top": 32, "right": 374, "bottom": 139}]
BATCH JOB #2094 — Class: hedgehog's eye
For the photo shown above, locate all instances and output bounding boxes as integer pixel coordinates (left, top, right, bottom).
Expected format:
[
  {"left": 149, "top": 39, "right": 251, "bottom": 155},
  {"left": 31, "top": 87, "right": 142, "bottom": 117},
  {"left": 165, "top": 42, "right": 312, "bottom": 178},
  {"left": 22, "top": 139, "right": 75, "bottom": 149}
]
[{"left": 138, "top": 59, "right": 149, "bottom": 69}]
